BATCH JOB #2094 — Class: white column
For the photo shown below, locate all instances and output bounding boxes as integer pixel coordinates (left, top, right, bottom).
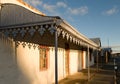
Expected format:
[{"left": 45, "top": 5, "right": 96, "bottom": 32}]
[
  {"left": 87, "top": 45, "right": 90, "bottom": 81},
  {"left": 97, "top": 51, "right": 99, "bottom": 71}
]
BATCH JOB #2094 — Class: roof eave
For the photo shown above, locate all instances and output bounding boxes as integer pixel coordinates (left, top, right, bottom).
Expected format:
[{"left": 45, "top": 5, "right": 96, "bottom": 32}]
[{"left": 59, "top": 19, "right": 99, "bottom": 48}]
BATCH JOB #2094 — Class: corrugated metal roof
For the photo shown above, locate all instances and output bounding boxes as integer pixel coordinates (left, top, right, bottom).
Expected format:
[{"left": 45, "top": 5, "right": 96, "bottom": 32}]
[
  {"left": 0, "top": 0, "right": 99, "bottom": 49},
  {"left": 1, "top": 0, "right": 45, "bottom": 15},
  {"left": 0, "top": 4, "right": 52, "bottom": 27}
]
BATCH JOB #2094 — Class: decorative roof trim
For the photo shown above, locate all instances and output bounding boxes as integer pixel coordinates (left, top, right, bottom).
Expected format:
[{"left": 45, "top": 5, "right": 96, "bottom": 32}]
[
  {"left": 0, "top": 17, "right": 99, "bottom": 49},
  {"left": 0, "top": 0, "right": 99, "bottom": 49},
  {"left": 0, "top": 19, "right": 55, "bottom": 29},
  {"left": 59, "top": 19, "right": 99, "bottom": 48}
]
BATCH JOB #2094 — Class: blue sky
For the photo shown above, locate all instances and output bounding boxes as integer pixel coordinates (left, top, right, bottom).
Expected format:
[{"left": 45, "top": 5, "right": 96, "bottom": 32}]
[{"left": 24, "top": 0, "right": 120, "bottom": 47}]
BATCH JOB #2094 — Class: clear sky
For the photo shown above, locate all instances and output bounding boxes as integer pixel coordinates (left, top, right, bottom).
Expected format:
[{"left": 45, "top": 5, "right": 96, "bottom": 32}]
[{"left": 24, "top": 0, "right": 120, "bottom": 47}]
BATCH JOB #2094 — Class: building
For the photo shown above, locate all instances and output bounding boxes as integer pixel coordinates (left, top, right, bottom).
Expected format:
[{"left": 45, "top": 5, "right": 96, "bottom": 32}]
[
  {"left": 101, "top": 48, "right": 112, "bottom": 63},
  {"left": 90, "top": 38, "right": 101, "bottom": 63},
  {"left": 112, "top": 53, "right": 120, "bottom": 57},
  {"left": 0, "top": 0, "right": 100, "bottom": 84}
]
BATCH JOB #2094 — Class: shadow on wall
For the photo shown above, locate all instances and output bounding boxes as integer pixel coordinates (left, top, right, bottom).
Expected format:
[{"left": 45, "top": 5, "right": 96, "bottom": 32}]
[{"left": 0, "top": 38, "right": 30, "bottom": 84}]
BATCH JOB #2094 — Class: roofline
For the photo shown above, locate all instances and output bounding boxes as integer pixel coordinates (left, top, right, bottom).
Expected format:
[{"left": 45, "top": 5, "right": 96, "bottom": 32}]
[
  {"left": 0, "top": 1, "right": 99, "bottom": 48},
  {"left": 90, "top": 38, "right": 101, "bottom": 47},
  {"left": 0, "top": 16, "right": 99, "bottom": 49},
  {"left": 59, "top": 19, "right": 99, "bottom": 48}
]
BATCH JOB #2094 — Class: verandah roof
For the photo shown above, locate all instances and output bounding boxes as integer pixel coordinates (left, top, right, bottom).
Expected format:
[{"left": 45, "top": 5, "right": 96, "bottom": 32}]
[{"left": 0, "top": 2, "right": 99, "bottom": 50}]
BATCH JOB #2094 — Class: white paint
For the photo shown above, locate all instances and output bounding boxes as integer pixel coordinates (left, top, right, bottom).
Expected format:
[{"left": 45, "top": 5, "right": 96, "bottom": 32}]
[
  {"left": 69, "top": 50, "right": 78, "bottom": 75},
  {"left": 16, "top": 43, "right": 41, "bottom": 84},
  {"left": 0, "top": 35, "right": 21, "bottom": 84},
  {"left": 82, "top": 51, "right": 87, "bottom": 69},
  {"left": 16, "top": 44, "right": 84, "bottom": 84},
  {"left": 0, "top": 34, "right": 95, "bottom": 84}
]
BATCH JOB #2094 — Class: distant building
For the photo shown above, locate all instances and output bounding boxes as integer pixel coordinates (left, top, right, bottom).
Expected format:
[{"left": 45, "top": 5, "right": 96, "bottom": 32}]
[
  {"left": 101, "top": 48, "right": 112, "bottom": 63},
  {"left": 0, "top": 0, "right": 100, "bottom": 84},
  {"left": 90, "top": 38, "right": 101, "bottom": 47},
  {"left": 90, "top": 38, "right": 101, "bottom": 63},
  {"left": 112, "top": 53, "right": 120, "bottom": 57}
]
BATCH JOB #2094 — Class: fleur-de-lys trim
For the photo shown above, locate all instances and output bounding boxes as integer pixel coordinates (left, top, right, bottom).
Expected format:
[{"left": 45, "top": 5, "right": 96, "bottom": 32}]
[
  {"left": 48, "top": 24, "right": 56, "bottom": 35},
  {"left": 12, "top": 29, "right": 18, "bottom": 38},
  {"left": 20, "top": 28, "right": 26, "bottom": 37},
  {"left": 29, "top": 27, "right": 35, "bottom": 36},
  {"left": 38, "top": 25, "right": 46, "bottom": 36}
]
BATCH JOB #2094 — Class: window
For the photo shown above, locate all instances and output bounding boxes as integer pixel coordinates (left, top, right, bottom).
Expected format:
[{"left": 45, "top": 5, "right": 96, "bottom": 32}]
[{"left": 39, "top": 46, "right": 49, "bottom": 70}]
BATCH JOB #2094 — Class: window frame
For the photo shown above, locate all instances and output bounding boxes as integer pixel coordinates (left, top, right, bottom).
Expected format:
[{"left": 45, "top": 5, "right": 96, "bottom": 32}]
[{"left": 39, "top": 46, "right": 49, "bottom": 71}]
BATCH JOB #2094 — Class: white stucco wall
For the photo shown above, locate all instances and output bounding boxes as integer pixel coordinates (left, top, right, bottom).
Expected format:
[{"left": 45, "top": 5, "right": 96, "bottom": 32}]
[
  {"left": 16, "top": 43, "right": 84, "bottom": 84},
  {"left": 57, "top": 48, "right": 65, "bottom": 80},
  {"left": 0, "top": 36, "right": 95, "bottom": 84},
  {"left": 49, "top": 48, "right": 65, "bottom": 83},
  {"left": 49, "top": 47, "right": 55, "bottom": 83},
  {"left": 16, "top": 44, "right": 66, "bottom": 84},
  {"left": 69, "top": 50, "right": 78, "bottom": 75},
  {"left": 16, "top": 43, "right": 39, "bottom": 84},
  {"left": 0, "top": 35, "right": 20, "bottom": 84},
  {"left": 82, "top": 51, "right": 87, "bottom": 69},
  {"left": 16, "top": 43, "right": 55, "bottom": 84}
]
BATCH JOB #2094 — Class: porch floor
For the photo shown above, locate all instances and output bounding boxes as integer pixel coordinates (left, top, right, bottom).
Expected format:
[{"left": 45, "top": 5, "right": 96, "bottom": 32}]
[{"left": 59, "top": 64, "right": 114, "bottom": 84}]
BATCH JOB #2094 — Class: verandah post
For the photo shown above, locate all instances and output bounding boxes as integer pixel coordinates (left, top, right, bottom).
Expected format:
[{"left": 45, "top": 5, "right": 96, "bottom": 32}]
[
  {"left": 55, "top": 29, "right": 58, "bottom": 84},
  {"left": 87, "top": 45, "right": 90, "bottom": 81}
]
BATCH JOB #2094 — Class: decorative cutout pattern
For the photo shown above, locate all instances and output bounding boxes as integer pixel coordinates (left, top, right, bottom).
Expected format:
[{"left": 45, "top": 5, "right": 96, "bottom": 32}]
[
  {"left": 70, "top": 36, "right": 73, "bottom": 42},
  {"left": 15, "top": 41, "right": 20, "bottom": 48},
  {"left": 66, "top": 33, "right": 69, "bottom": 40},
  {"left": 33, "top": 44, "right": 37, "bottom": 49},
  {"left": 38, "top": 25, "right": 45, "bottom": 36},
  {"left": 4, "top": 30, "right": 9, "bottom": 37},
  {"left": 57, "top": 28, "right": 62, "bottom": 36},
  {"left": 28, "top": 43, "right": 32, "bottom": 49},
  {"left": 0, "top": 23, "right": 96, "bottom": 49},
  {"left": 12, "top": 29, "right": 18, "bottom": 37},
  {"left": 62, "top": 31, "right": 66, "bottom": 38},
  {"left": 29, "top": 27, "right": 35, "bottom": 36},
  {"left": 22, "top": 42, "right": 26, "bottom": 48},
  {"left": 48, "top": 24, "right": 56, "bottom": 35},
  {"left": 20, "top": 28, "right": 26, "bottom": 37}
]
